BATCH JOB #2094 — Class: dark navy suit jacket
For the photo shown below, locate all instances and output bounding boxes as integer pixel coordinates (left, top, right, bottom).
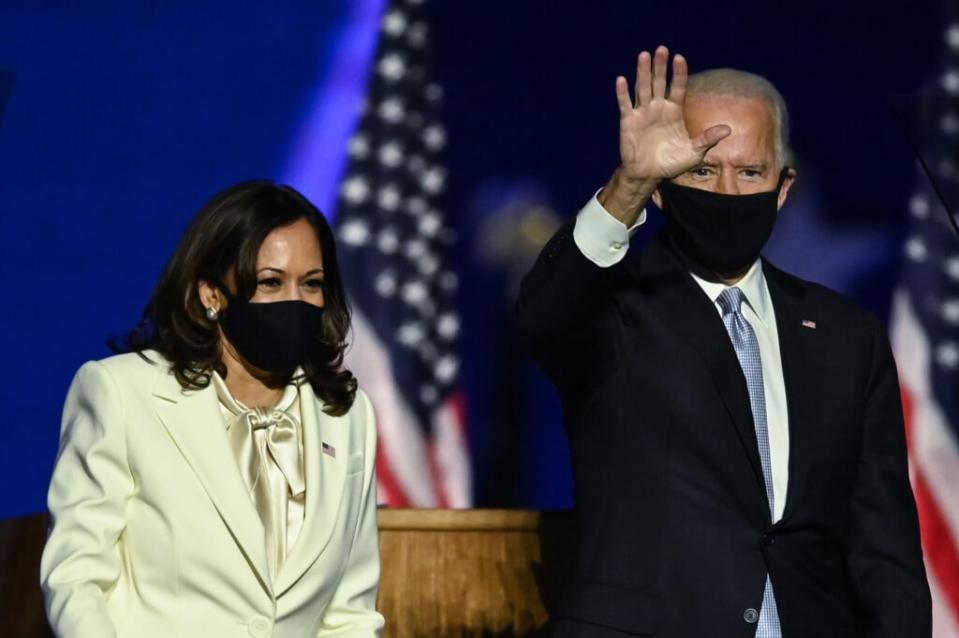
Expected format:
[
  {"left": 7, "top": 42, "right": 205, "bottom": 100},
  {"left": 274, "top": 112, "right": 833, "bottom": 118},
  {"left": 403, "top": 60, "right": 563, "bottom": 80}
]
[{"left": 517, "top": 225, "right": 931, "bottom": 637}]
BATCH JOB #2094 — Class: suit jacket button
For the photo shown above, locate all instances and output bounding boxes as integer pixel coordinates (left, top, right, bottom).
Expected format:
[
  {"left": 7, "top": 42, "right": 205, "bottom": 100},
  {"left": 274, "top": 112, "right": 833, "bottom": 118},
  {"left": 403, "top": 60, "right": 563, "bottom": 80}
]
[
  {"left": 743, "top": 608, "right": 759, "bottom": 624},
  {"left": 762, "top": 533, "right": 775, "bottom": 546},
  {"left": 248, "top": 616, "right": 272, "bottom": 638}
]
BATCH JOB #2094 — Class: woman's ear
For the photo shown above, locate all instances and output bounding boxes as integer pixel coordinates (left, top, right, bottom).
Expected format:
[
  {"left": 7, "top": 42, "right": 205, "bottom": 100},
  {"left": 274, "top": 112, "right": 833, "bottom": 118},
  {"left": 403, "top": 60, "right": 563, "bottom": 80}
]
[{"left": 198, "top": 280, "right": 222, "bottom": 312}]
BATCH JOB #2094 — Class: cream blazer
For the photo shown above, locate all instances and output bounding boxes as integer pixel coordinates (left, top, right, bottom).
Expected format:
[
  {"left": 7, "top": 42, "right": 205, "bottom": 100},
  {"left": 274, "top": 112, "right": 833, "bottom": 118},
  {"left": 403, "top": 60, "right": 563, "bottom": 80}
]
[{"left": 40, "top": 352, "right": 384, "bottom": 638}]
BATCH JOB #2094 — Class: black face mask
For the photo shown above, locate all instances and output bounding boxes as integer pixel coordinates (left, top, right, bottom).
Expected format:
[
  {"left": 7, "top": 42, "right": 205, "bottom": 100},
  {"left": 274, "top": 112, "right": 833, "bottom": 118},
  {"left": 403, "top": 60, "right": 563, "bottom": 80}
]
[
  {"left": 659, "top": 169, "right": 789, "bottom": 279},
  {"left": 216, "top": 282, "right": 325, "bottom": 374}
]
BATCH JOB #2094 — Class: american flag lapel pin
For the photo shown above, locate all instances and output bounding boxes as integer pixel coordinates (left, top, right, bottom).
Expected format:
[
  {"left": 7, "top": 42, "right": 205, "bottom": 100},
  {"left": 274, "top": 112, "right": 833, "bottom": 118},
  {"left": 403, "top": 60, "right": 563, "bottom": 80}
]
[
  {"left": 322, "top": 442, "right": 336, "bottom": 458},
  {"left": 802, "top": 319, "right": 817, "bottom": 329}
]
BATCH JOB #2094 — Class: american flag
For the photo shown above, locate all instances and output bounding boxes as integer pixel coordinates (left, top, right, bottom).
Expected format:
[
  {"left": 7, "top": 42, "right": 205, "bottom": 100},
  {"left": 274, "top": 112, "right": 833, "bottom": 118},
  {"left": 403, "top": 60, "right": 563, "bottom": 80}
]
[
  {"left": 334, "top": 0, "right": 471, "bottom": 507},
  {"left": 889, "top": 19, "right": 959, "bottom": 637}
]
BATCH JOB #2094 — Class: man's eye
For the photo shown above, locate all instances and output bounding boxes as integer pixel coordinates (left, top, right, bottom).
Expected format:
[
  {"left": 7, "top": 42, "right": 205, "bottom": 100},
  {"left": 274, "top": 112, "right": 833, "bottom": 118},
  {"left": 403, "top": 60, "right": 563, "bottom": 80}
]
[
  {"left": 692, "top": 167, "right": 712, "bottom": 177},
  {"left": 742, "top": 169, "right": 762, "bottom": 178},
  {"left": 257, "top": 277, "right": 282, "bottom": 288}
]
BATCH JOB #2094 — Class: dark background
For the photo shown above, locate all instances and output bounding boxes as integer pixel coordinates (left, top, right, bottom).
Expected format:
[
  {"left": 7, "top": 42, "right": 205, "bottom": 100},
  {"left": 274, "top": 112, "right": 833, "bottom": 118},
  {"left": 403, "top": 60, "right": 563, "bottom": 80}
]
[{"left": 0, "top": 1, "right": 943, "bottom": 517}]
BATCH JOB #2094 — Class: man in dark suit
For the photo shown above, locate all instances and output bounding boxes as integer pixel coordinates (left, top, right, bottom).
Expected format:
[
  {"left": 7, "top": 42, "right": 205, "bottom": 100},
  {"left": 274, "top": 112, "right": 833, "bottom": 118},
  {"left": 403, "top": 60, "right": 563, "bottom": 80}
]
[{"left": 517, "top": 46, "right": 931, "bottom": 637}]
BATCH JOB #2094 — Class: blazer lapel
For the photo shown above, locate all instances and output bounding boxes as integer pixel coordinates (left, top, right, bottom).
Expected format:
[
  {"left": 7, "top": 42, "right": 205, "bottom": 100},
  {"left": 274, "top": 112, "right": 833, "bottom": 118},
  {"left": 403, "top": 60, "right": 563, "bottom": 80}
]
[
  {"left": 763, "top": 262, "right": 820, "bottom": 525},
  {"left": 274, "top": 381, "right": 348, "bottom": 597},
  {"left": 622, "top": 237, "right": 770, "bottom": 512},
  {"left": 150, "top": 370, "right": 271, "bottom": 589}
]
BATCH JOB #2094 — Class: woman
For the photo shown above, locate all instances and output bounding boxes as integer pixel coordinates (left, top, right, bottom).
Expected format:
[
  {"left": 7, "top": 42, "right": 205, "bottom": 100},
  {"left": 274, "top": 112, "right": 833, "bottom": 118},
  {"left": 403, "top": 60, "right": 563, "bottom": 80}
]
[{"left": 40, "top": 181, "right": 384, "bottom": 637}]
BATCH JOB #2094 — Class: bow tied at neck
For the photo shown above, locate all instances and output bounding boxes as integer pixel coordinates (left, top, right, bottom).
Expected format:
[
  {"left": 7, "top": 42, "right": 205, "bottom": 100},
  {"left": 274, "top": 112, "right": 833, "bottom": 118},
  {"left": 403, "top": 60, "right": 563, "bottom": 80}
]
[{"left": 236, "top": 407, "right": 306, "bottom": 499}]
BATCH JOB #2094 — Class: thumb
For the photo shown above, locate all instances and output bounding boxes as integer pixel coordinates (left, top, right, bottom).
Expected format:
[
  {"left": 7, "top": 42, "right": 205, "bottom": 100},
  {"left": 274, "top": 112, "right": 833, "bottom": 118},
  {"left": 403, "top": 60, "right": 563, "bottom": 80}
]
[{"left": 691, "top": 124, "right": 731, "bottom": 155}]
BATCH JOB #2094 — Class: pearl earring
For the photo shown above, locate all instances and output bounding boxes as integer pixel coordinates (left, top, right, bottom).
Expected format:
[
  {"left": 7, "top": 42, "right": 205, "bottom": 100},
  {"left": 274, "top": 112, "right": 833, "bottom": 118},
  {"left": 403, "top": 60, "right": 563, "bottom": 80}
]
[{"left": 205, "top": 307, "right": 219, "bottom": 321}]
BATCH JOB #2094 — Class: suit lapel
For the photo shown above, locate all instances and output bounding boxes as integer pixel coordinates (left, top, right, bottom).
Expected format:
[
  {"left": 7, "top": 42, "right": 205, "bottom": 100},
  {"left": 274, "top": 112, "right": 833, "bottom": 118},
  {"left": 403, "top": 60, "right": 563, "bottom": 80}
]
[
  {"left": 150, "top": 370, "right": 271, "bottom": 589},
  {"left": 763, "top": 262, "right": 819, "bottom": 525},
  {"left": 622, "top": 237, "right": 769, "bottom": 511},
  {"left": 274, "top": 381, "right": 348, "bottom": 597}
]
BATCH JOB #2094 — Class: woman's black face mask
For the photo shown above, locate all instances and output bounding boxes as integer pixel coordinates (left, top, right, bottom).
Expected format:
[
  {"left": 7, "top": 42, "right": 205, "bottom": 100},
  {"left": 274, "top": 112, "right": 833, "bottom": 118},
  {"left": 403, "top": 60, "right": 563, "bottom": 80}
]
[
  {"left": 658, "top": 168, "right": 790, "bottom": 278},
  {"left": 215, "top": 281, "right": 325, "bottom": 374}
]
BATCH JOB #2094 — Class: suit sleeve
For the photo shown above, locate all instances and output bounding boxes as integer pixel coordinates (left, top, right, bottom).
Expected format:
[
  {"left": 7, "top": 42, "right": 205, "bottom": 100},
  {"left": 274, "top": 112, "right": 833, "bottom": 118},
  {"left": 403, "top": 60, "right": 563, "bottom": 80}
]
[
  {"left": 317, "top": 389, "right": 385, "bottom": 636},
  {"left": 40, "top": 361, "right": 134, "bottom": 638},
  {"left": 844, "top": 319, "right": 931, "bottom": 637},
  {"left": 516, "top": 210, "right": 635, "bottom": 398}
]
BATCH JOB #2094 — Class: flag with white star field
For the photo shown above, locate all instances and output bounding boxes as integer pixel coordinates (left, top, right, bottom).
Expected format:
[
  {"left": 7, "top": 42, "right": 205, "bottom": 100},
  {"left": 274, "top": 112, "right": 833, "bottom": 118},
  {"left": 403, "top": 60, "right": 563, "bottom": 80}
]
[
  {"left": 334, "top": 0, "right": 471, "bottom": 507},
  {"left": 889, "top": 16, "right": 959, "bottom": 637}
]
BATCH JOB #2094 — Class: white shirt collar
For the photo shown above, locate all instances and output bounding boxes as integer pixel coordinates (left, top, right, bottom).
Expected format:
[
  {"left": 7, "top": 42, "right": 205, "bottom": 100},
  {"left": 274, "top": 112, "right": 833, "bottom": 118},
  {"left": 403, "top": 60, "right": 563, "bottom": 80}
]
[{"left": 689, "top": 259, "right": 772, "bottom": 328}]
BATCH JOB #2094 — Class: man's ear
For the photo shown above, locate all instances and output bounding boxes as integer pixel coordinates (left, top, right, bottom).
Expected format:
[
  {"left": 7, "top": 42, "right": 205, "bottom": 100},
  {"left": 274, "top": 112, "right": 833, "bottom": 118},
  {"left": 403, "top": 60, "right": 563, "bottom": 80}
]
[{"left": 777, "top": 167, "right": 797, "bottom": 210}]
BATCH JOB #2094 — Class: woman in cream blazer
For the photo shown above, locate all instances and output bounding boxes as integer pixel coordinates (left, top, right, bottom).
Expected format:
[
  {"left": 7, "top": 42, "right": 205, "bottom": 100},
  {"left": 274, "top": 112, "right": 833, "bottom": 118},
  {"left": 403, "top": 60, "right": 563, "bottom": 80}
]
[{"left": 41, "top": 181, "right": 384, "bottom": 637}]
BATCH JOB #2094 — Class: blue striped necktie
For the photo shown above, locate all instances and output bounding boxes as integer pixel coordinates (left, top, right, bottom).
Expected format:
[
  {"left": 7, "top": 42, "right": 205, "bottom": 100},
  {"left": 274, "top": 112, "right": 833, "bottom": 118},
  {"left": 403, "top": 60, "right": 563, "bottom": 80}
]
[{"left": 717, "top": 287, "right": 782, "bottom": 638}]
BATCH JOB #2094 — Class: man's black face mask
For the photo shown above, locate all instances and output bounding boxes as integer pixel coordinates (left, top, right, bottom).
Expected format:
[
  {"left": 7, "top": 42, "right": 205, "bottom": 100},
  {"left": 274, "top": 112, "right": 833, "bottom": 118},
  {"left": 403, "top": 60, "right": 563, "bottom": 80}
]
[{"left": 658, "top": 168, "right": 790, "bottom": 279}]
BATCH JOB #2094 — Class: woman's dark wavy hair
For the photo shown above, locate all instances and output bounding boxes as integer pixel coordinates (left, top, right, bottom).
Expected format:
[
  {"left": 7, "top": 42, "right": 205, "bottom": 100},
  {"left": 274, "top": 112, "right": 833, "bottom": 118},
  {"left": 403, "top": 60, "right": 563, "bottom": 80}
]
[{"left": 118, "top": 180, "right": 357, "bottom": 415}]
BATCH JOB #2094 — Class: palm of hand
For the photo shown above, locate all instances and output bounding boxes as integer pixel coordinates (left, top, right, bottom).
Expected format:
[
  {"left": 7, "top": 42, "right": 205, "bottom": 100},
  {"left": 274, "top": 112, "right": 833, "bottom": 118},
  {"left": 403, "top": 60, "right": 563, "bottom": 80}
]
[{"left": 620, "top": 99, "right": 702, "bottom": 181}]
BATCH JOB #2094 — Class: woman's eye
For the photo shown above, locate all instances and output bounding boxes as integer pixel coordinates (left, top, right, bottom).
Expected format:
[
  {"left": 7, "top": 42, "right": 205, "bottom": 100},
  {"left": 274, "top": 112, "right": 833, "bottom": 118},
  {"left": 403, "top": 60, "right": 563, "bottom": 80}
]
[
  {"left": 304, "top": 279, "right": 326, "bottom": 290},
  {"left": 257, "top": 277, "right": 282, "bottom": 288}
]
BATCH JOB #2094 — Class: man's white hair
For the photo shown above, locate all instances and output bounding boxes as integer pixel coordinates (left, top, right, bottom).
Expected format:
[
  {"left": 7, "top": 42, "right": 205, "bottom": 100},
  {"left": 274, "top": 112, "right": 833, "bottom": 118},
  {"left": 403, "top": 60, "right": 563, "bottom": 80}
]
[{"left": 685, "top": 69, "right": 793, "bottom": 167}]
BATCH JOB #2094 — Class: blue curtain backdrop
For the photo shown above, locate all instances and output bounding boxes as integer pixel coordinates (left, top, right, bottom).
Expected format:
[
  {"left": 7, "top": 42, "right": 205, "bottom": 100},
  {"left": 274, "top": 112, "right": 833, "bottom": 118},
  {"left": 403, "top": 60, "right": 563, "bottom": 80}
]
[{"left": 0, "top": 1, "right": 942, "bottom": 518}]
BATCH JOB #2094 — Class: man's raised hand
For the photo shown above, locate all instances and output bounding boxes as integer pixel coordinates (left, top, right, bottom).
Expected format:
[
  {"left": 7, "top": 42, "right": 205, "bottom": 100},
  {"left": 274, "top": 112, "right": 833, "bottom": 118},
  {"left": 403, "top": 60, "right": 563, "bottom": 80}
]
[{"left": 598, "top": 46, "right": 731, "bottom": 225}]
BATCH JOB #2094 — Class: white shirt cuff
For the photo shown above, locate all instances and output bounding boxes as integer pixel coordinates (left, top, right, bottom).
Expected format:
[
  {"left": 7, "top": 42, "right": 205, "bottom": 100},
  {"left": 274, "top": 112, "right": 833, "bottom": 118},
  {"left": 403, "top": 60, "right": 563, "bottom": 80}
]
[{"left": 572, "top": 191, "right": 646, "bottom": 267}]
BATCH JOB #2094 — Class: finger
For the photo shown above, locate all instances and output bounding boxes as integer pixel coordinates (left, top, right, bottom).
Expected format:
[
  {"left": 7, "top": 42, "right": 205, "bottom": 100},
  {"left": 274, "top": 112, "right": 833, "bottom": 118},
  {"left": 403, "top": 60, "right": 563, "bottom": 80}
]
[
  {"left": 692, "top": 124, "right": 732, "bottom": 154},
  {"left": 669, "top": 54, "right": 688, "bottom": 104},
  {"left": 652, "top": 45, "right": 668, "bottom": 100},
  {"left": 615, "top": 76, "right": 633, "bottom": 116},
  {"left": 636, "top": 51, "right": 652, "bottom": 106}
]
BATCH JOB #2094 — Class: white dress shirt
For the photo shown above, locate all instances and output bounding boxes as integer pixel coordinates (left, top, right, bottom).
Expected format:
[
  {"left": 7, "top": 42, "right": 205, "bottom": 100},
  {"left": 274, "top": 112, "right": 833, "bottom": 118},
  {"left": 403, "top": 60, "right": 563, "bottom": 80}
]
[{"left": 573, "top": 194, "right": 790, "bottom": 522}]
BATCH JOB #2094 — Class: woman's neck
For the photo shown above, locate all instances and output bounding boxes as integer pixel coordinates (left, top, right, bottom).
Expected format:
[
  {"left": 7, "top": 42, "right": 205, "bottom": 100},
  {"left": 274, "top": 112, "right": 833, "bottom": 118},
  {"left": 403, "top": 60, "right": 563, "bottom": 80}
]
[{"left": 220, "top": 346, "right": 285, "bottom": 408}]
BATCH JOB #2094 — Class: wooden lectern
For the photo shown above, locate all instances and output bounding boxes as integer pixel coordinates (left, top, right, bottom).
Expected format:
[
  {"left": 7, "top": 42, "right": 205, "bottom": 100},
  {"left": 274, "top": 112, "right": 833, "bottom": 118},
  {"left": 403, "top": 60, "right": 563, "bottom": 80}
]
[{"left": 0, "top": 509, "right": 575, "bottom": 637}]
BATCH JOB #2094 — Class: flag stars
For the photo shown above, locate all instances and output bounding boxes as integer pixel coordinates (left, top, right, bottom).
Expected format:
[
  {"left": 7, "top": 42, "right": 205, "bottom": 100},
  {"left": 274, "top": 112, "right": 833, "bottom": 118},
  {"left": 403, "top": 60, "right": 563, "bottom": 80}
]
[
  {"left": 397, "top": 321, "right": 425, "bottom": 347},
  {"left": 418, "top": 211, "right": 442, "bottom": 237},
  {"left": 339, "top": 219, "right": 370, "bottom": 246},
  {"left": 404, "top": 238, "right": 428, "bottom": 260},
  {"left": 378, "top": 53, "right": 407, "bottom": 81},
  {"left": 375, "top": 270, "right": 398, "bottom": 297},
  {"left": 382, "top": 10, "right": 407, "bottom": 36},
  {"left": 941, "top": 69, "right": 959, "bottom": 95},
  {"left": 423, "top": 124, "right": 446, "bottom": 150},
  {"left": 402, "top": 280, "right": 429, "bottom": 305},
  {"left": 942, "top": 299, "right": 959, "bottom": 325},
  {"left": 348, "top": 134, "right": 370, "bottom": 159},
  {"left": 947, "top": 23, "right": 959, "bottom": 50},
  {"left": 417, "top": 253, "right": 440, "bottom": 276},
  {"left": 422, "top": 166, "right": 446, "bottom": 194},
  {"left": 406, "top": 195, "right": 428, "bottom": 216},
  {"left": 935, "top": 341, "right": 959, "bottom": 369},
  {"left": 378, "top": 141, "right": 404, "bottom": 167},
  {"left": 341, "top": 176, "right": 370, "bottom": 204},
  {"left": 943, "top": 112, "right": 959, "bottom": 135},
  {"left": 437, "top": 313, "right": 460, "bottom": 340},
  {"left": 420, "top": 384, "right": 438, "bottom": 405},
  {"left": 910, "top": 194, "right": 930, "bottom": 219},
  {"left": 378, "top": 227, "right": 400, "bottom": 254},
  {"left": 378, "top": 184, "right": 402, "bottom": 211},
  {"left": 378, "top": 97, "right": 406, "bottom": 123},
  {"left": 946, "top": 256, "right": 959, "bottom": 281},
  {"left": 425, "top": 83, "right": 443, "bottom": 102},
  {"left": 407, "top": 22, "right": 428, "bottom": 48},
  {"left": 440, "top": 271, "right": 458, "bottom": 292},
  {"left": 434, "top": 355, "right": 459, "bottom": 384},
  {"left": 905, "top": 236, "right": 928, "bottom": 262}
]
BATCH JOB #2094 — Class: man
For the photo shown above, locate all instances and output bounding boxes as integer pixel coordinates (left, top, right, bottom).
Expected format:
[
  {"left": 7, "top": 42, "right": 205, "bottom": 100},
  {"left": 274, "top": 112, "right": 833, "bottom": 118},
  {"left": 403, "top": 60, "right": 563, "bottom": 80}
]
[{"left": 517, "top": 46, "right": 931, "bottom": 637}]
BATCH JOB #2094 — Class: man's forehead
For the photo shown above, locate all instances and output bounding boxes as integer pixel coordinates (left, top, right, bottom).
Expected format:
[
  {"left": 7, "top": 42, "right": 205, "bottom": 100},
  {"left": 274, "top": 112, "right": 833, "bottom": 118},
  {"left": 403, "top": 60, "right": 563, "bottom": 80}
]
[{"left": 685, "top": 95, "right": 777, "bottom": 159}]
